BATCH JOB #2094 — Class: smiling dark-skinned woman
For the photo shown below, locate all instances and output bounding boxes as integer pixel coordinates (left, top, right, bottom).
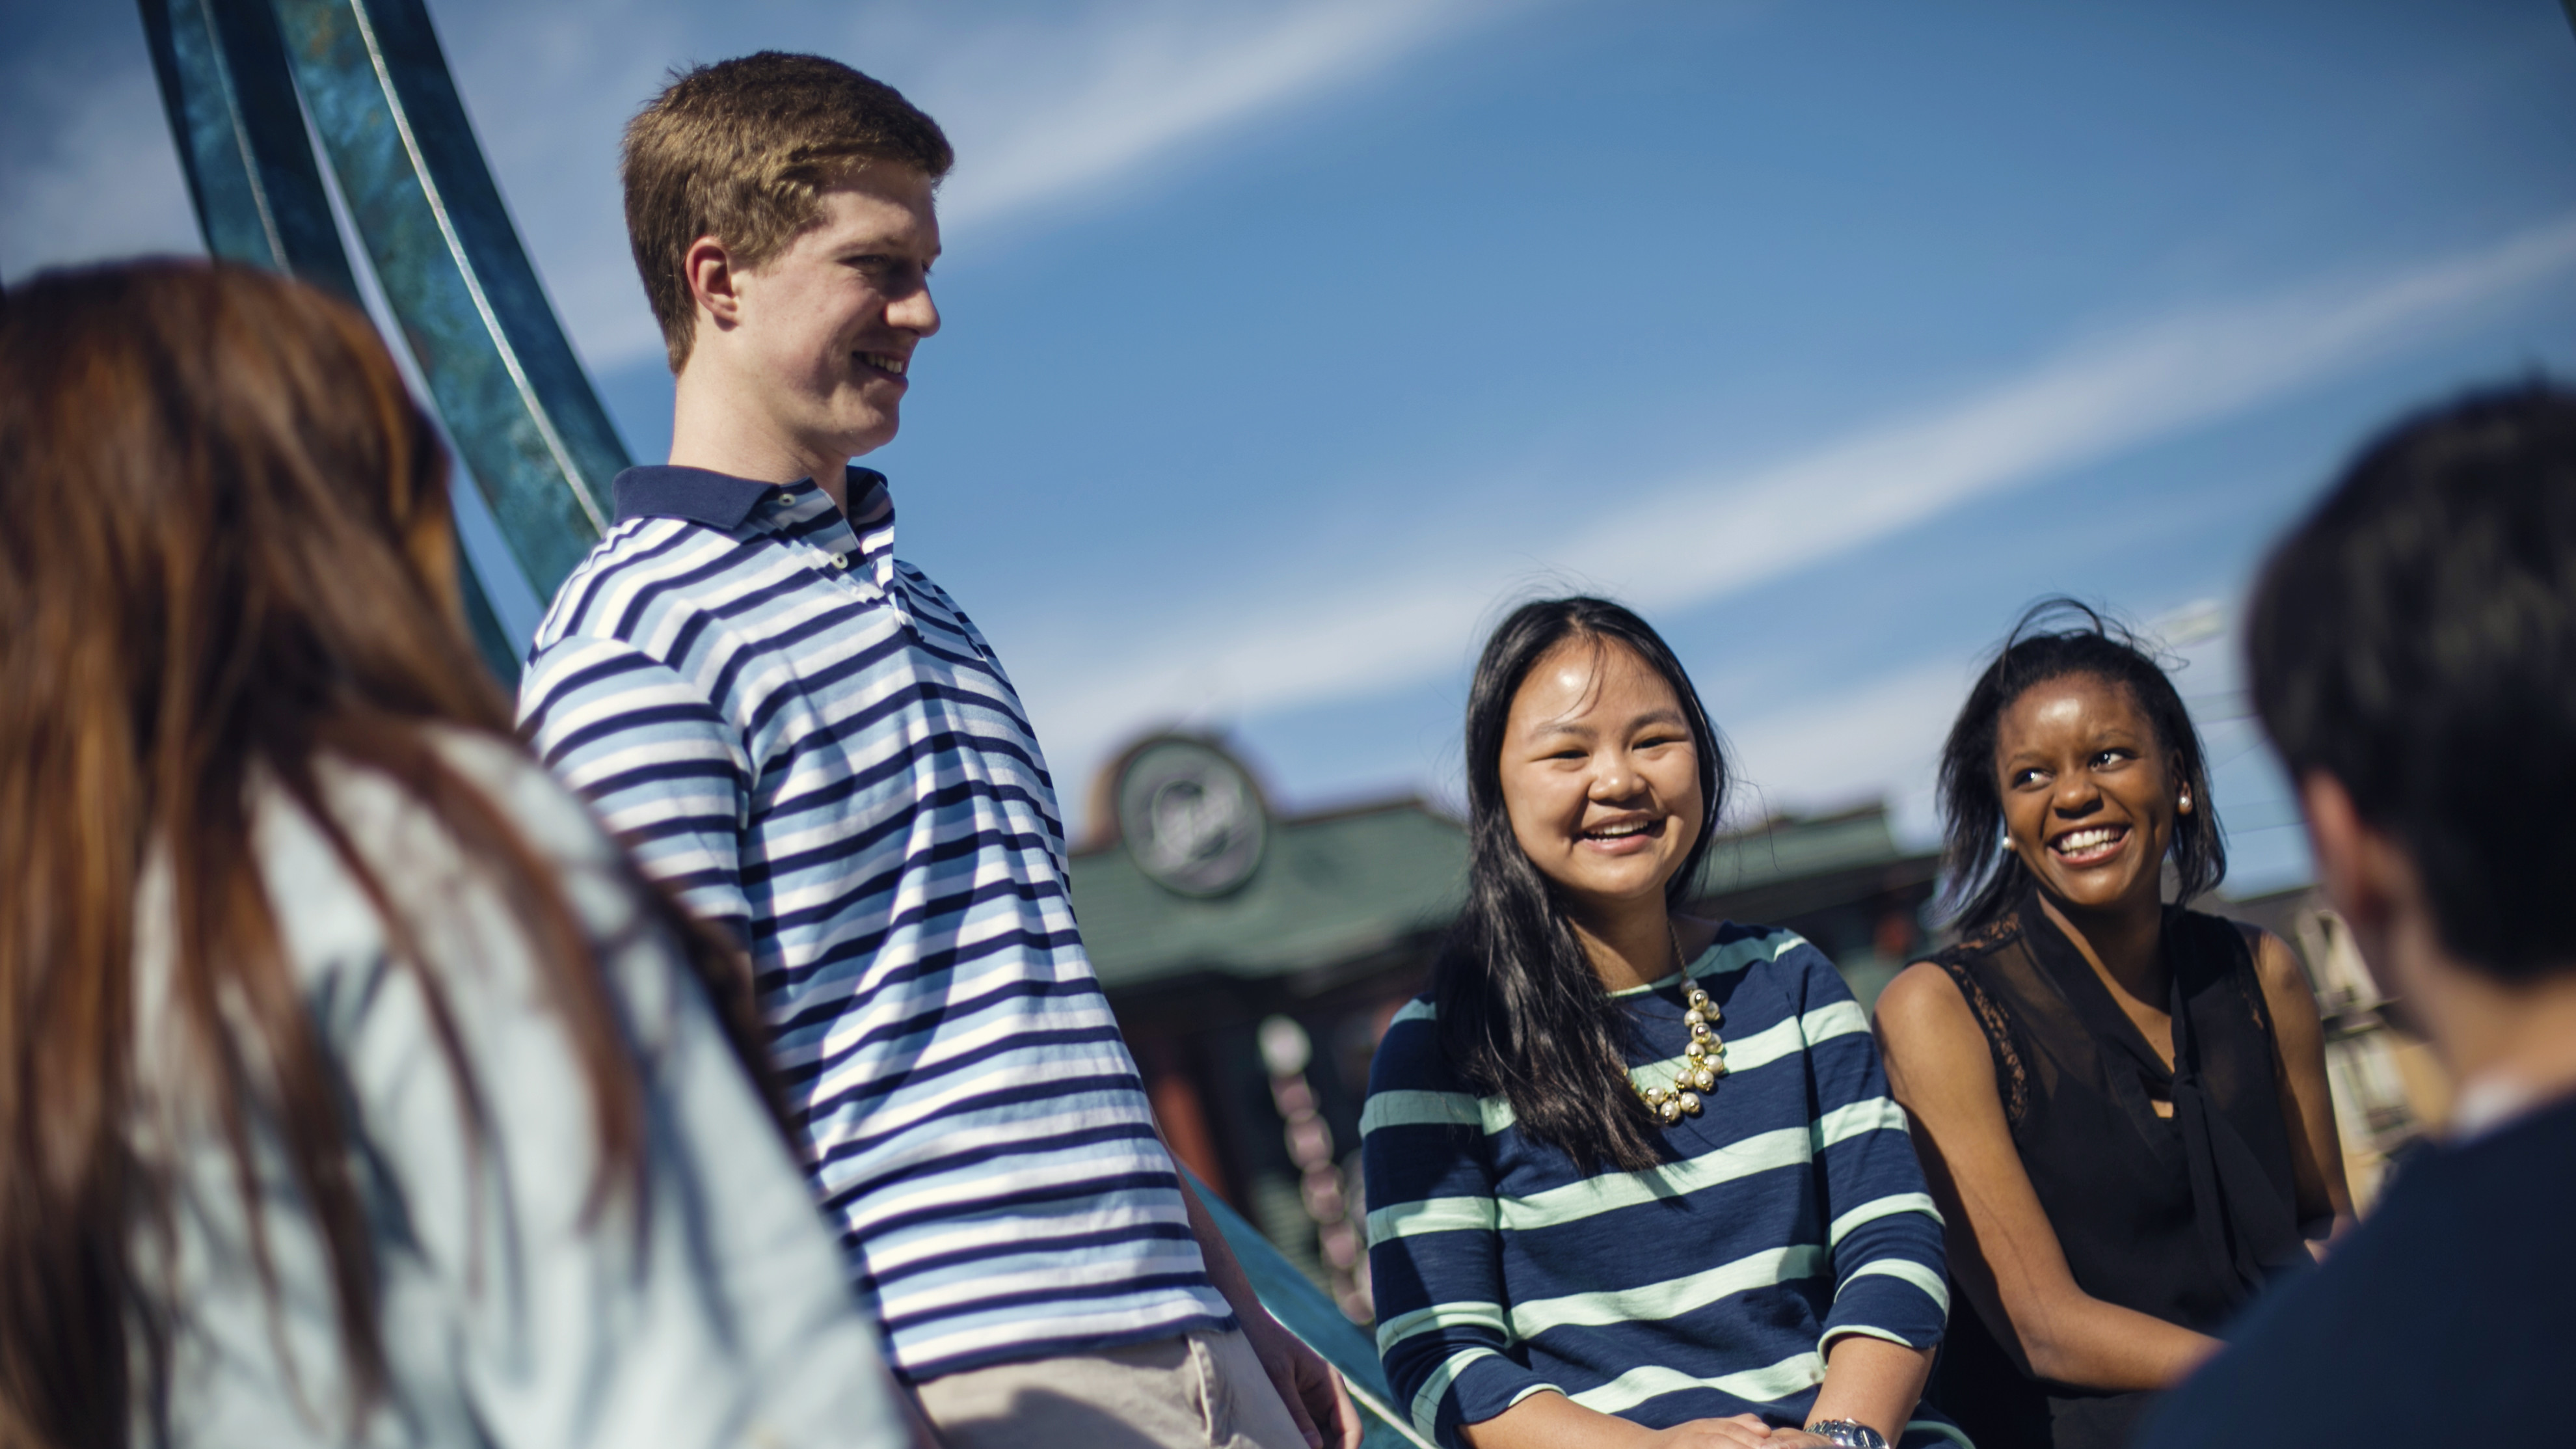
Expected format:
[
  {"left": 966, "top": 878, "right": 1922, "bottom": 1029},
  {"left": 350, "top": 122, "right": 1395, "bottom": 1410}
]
[
  {"left": 1363, "top": 598, "right": 1964, "bottom": 1449},
  {"left": 1870, "top": 600, "right": 2352, "bottom": 1449}
]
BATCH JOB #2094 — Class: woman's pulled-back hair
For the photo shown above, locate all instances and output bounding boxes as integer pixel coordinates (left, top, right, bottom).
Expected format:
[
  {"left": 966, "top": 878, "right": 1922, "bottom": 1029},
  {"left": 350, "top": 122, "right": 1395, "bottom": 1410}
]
[
  {"left": 0, "top": 261, "right": 773, "bottom": 1448},
  {"left": 1436, "top": 597, "right": 1728, "bottom": 1174},
  {"left": 1935, "top": 598, "right": 2225, "bottom": 931}
]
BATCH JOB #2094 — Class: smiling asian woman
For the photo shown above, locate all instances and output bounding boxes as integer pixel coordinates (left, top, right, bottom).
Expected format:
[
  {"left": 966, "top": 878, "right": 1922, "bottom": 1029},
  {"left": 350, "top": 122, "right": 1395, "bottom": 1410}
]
[{"left": 1363, "top": 598, "right": 1963, "bottom": 1449}]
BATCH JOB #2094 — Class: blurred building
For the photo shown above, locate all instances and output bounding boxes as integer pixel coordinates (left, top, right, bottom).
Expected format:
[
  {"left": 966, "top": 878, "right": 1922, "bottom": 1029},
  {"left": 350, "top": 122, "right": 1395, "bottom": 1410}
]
[
  {"left": 2207, "top": 889, "right": 2452, "bottom": 1210},
  {"left": 1689, "top": 802, "right": 1942, "bottom": 1015},
  {"left": 1070, "top": 735, "right": 1940, "bottom": 1321}
]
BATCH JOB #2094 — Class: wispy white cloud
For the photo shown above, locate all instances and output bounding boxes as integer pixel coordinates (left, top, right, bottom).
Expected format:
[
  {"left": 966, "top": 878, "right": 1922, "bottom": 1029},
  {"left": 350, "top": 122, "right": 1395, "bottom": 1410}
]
[
  {"left": 427, "top": 0, "right": 1521, "bottom": 370},
  {"left": 0, "top": 1, "right": 1515, "bottom": 363},
  {"left": 1715, "top": 658, "right": 1970, "bottom": 833},
  {"left": 927, "top": 0, "right": 1505, "bottom": 234},
  {"left": 1012, "top": 212, "right": 2576, "bottom": 772},
  {"left": 1583, "top": 215, "right": 2576, "bottom": 617}
]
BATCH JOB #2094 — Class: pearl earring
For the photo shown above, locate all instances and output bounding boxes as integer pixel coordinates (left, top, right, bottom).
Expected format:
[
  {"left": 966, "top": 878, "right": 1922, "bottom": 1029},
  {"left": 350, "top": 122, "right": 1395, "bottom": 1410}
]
[{"left": 2179, "top": 788, "right": 2192, "bottom": 813}]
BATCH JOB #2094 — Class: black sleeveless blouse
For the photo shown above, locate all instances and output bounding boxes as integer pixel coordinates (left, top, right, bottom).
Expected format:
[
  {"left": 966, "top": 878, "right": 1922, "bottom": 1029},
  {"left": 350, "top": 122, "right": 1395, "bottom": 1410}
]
[{"left": 1926, "top": 892, "right": 2308, "bottom": 1449}]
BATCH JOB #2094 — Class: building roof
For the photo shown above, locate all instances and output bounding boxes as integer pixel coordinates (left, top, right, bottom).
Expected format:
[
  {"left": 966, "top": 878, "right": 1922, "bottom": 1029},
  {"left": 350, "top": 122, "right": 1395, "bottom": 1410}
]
[
  {"left": 1068, "top": 798, "right": 1469, "bottom": 992},
  {"left": 1068, "top": 785, "right": 1945, "bottom": 995},
  {"left": 1691, "top": 804, "right": 1936, "bottom": 904}
]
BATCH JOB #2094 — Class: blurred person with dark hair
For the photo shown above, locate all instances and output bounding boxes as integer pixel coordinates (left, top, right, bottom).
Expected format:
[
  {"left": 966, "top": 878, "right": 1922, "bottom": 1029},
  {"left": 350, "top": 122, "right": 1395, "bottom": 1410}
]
[
  {"left": 1365, "top": 597, "right": 1957, "bottom": 1449},
  {"left": 1871, "top": 601, "right": 2350, "bottom": 1449},
  {"left": 2136, "top": 383, "right": 2576, "bottom": 1446},
  {"left": 0, "top": 260, "right": 919, "bottom": 1449}
]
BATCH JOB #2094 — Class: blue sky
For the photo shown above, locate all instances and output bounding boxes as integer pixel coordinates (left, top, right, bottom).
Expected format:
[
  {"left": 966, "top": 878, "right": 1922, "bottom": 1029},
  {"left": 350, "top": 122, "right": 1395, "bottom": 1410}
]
[{"left": 7, "top": 0, "right": 2574, "bottom": 894}]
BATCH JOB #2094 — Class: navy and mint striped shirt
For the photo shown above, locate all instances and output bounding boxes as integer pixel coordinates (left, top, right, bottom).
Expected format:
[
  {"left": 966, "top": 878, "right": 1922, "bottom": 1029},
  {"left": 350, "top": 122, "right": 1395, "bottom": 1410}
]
[
  {"left": 517, "top": 465, "right": 1231, "bottom": 1381},
  {"left": 1363, "top": 925, "right": 1961, "bottom": 1448}
]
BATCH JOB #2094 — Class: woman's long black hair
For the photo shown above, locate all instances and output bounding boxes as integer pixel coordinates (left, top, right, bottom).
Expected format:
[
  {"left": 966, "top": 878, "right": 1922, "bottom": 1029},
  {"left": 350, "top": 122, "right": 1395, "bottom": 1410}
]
[
  {"left": 1434, "top": 597, "right": 1729, "bottom": 1174},
  {"left": 1935, "top": 598, "right": 2226, "bottom": 930}
]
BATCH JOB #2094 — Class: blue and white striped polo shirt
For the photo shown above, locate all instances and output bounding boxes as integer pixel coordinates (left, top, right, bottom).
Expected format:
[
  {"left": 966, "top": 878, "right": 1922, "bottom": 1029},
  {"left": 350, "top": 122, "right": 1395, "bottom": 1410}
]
[{"left": 517, "top": 464, "right": 1233, "bottom": 1381}]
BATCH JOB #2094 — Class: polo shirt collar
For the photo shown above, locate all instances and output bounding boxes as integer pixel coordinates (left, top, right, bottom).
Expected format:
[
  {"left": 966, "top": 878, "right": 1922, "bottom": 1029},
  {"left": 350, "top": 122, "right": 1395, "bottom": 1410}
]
[{"left": 611, "top": 463, "right": 890, "bottom": 530}]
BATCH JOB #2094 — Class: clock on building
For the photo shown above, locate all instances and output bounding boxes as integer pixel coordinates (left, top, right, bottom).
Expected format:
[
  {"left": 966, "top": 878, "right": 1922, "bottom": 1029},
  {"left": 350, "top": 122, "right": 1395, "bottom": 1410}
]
[{"left": 1114, "top": 737, "right": 1270, "bottom": 898}]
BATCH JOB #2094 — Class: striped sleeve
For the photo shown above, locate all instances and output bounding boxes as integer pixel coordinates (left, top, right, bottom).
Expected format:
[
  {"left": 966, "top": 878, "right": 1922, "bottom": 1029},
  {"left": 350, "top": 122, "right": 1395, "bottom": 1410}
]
[
  {"left": 517, "top": 632, "right": 755, "bottom": 947},
  {"left": 1363, "top": 1010, "right": 1559, "bottom": 1448},
  {"left": 1792, "top": 950, "right": 1950, "bottom": 1353}
]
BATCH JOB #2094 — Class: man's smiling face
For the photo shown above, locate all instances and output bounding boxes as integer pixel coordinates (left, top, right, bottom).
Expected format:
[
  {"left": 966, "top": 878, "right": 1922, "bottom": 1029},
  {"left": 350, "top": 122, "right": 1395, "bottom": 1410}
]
[{"left": 725, "top": 164, "right": 941, "bottom": 468}]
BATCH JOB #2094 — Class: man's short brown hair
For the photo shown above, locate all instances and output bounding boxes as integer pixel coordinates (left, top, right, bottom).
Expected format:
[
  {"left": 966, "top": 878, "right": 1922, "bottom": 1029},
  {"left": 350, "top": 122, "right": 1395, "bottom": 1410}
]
[{"left": 623, "top": 52, "right": 952, "bottom": 372}]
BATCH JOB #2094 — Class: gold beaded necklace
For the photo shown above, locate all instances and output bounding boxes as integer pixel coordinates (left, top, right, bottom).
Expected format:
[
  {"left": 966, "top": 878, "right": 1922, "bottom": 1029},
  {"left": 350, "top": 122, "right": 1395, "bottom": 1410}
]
[{"left": 1633, "top": 925, "right": 1726, "bottom": 1125}]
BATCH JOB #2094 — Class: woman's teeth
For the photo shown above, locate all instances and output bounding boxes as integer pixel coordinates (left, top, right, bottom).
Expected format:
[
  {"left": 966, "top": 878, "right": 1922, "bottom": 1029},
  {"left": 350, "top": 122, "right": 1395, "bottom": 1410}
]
[
  {"left": 1586, "top": 821, "right": 1652, "bottom": 839},
  {"left": 2054, "top": 826, "right": 2123, "bottom": 854},
  {"left": 861, "top": 352, "right": 906, "bottom": 375}
]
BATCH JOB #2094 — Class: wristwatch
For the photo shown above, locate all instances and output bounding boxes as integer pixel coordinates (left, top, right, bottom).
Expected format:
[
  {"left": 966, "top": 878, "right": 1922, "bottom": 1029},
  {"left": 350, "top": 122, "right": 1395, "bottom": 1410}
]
[{"left": 1805, "top": 1422, "right": 1890, "bottom": 1449}]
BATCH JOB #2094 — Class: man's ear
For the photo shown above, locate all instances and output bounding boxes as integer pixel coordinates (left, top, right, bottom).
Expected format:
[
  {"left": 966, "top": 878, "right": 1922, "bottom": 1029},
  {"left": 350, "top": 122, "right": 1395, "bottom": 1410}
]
[
  {"left": 684, "top": 235, "right": 744, "bottom": 329},
  {"left": 2300, "top": 770, "right": 2430, "bottom": 1008},
  {"left": 2300, "top": 771, "right": 2392, "bottom": 930}
]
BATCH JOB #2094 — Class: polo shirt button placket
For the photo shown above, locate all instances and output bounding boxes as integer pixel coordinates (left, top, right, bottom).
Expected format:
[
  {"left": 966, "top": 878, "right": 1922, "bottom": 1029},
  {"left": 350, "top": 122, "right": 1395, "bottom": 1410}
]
[{"left": 829, "top": 551, "right": 850, "bottom": 571}]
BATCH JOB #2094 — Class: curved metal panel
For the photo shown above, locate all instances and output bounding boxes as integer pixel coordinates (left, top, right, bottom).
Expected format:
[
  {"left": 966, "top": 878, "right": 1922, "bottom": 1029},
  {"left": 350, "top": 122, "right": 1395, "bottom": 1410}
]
[
  {"left": 137, "top": 0, "right": 528, "bottom": 684},
  {"left": 138, "top": 0, "right": 360, "bottom": 299},
  {"left": 269, "top": 0, "right": 626, "bottom": 601}
]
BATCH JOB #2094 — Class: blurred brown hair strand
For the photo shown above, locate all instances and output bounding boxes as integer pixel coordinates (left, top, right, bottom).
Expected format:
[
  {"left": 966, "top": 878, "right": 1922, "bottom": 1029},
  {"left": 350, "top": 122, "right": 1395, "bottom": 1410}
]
[{"left": 0, "top": 260, "right": 774, "bottom": 1446}]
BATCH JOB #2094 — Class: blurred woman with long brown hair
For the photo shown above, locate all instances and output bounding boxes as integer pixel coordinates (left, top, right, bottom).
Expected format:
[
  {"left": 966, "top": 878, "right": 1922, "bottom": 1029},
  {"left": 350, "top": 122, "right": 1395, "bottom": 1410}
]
[{"left": 0, "top": 260, "right": 916, "bottom": 1449}]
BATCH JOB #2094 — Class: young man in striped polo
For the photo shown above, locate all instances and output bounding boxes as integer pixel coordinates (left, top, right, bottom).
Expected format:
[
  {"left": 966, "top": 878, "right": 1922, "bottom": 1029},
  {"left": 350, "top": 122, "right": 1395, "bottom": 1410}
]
[{"left": 518, "top": 53, "right": 1356, "bottom": 1449}]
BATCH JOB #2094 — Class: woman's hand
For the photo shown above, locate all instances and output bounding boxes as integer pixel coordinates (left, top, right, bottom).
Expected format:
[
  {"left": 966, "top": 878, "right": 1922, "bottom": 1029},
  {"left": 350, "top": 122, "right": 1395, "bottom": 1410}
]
[
  {"left": 1470, "top": 1397, "right": 1837, "bottom": 1449},
  {"left": 1166, "top": 1166, "right": 1362, "bottom": 1449},
  {"left": 1644, "top": 1416, "right": 1827, "bottom": 1448},
  {"left": 1236, "top": 1308, "right": 1362, "bottom": 1449}
]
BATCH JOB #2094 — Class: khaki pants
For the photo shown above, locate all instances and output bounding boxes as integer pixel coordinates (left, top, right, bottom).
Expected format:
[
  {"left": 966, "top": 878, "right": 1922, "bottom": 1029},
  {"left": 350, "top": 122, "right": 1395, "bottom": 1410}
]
[{"left": 916, "top": 1329, "right": 1309, "bottom": 1449}]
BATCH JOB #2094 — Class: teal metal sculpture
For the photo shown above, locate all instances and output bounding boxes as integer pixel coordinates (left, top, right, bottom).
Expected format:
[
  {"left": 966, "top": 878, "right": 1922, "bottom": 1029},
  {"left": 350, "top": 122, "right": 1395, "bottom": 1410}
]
[
  {"left": 138, "top": 0, "right": 626, "bottom": 682},
  {"left": 268, "top": 0, "right": 626, "bottom": 597},
  {"left": 139, "top": 0, "right": 358, "bottom": 302}
]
